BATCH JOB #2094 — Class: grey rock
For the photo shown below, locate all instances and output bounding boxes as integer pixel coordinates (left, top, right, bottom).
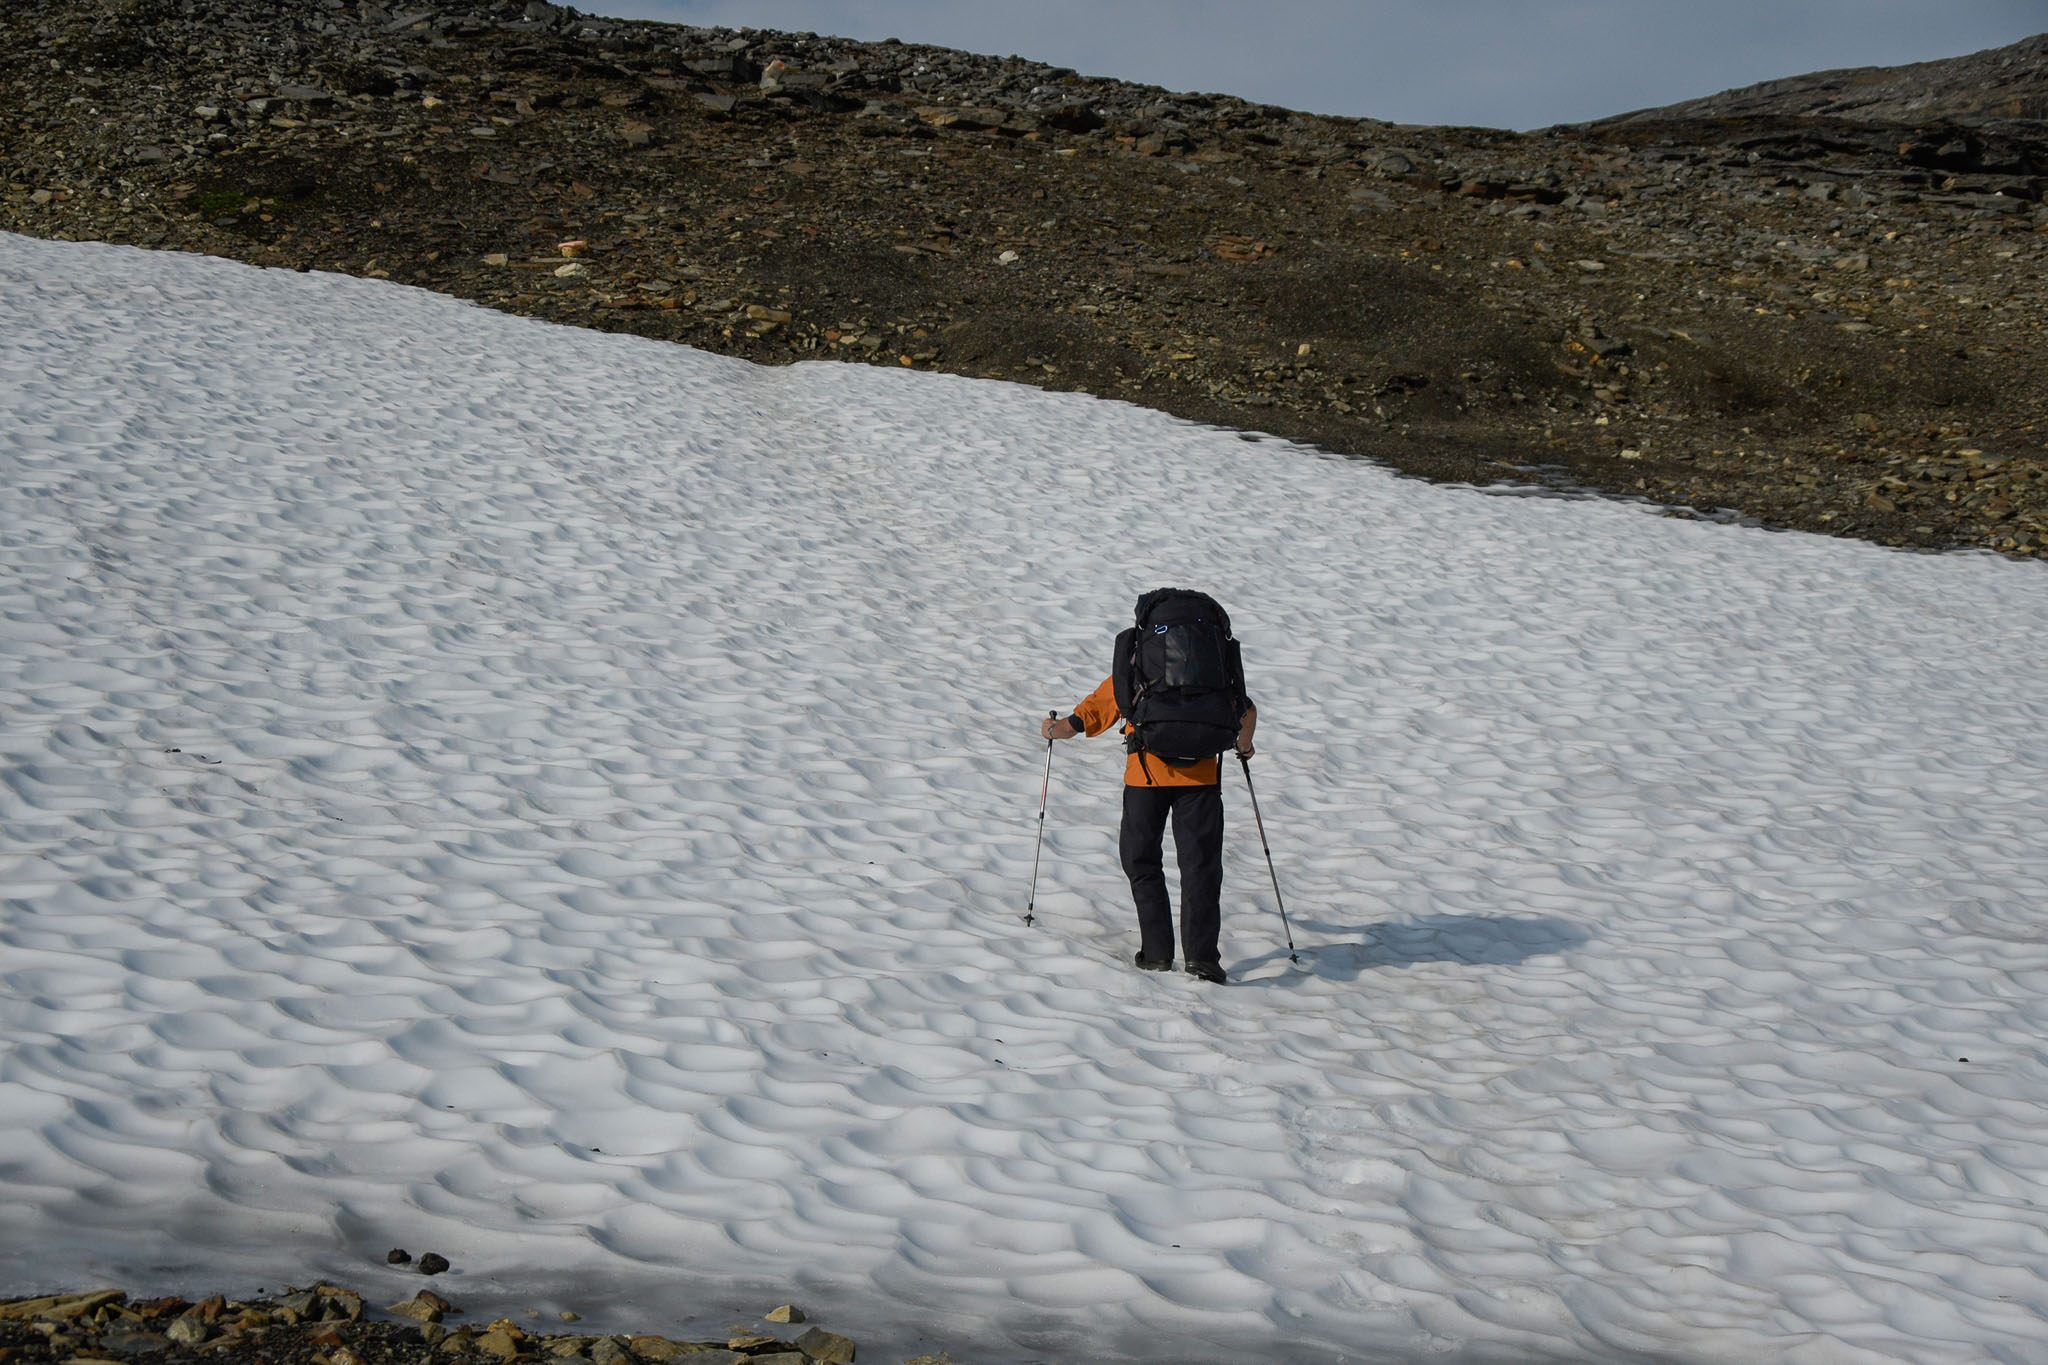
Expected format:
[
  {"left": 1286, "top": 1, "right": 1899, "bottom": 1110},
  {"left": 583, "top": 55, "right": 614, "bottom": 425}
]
[
  {"left": 100, "top": 1326, "right": 173, "bottom": 1354},
  {"left": 686, "top": 55, "right": 757, "bottom": 82},
  {"left": 165, "top": 1316, "right": 211, "bottom": 1347},
  {"left": 327, "top": 1287, "right": 368, "bottom": 1321},
  {"left": 386, "top": 1292, "right": 451, "bottom": 1323},
  {"left": 794, "top": 1326, "right": 856, "bottom": 1363},
  {"left": 1038, "top": 100, "right": 1103, "bottom": 134}
]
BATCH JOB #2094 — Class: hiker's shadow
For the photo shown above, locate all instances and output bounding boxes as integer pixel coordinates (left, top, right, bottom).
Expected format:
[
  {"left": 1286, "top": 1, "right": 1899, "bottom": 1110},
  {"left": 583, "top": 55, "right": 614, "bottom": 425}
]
[{"left": 1240, "top": 913, "right": 1588, "bottom": 984}]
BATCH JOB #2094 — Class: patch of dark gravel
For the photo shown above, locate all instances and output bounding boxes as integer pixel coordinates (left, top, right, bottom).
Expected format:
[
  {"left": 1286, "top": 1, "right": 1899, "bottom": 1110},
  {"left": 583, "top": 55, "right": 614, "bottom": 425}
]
[{"left": 1, "top": 1285, "right": 872, "bottom": 1365}]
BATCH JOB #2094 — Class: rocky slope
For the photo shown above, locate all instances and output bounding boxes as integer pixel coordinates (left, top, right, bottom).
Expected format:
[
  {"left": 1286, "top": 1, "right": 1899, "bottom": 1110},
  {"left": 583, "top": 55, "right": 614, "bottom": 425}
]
[
  {"left": 1601, "top": 32, "right": 2048, "bottom": 126},
  {"left": 4, "top": 0, "right": 2047, "bottom": 557},
  {"left": 1, "top": 1285, "right": 877, "bottom": 1365}
]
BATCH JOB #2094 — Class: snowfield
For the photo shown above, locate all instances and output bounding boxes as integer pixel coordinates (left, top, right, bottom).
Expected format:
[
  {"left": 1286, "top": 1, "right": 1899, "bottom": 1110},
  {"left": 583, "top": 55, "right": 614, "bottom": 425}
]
[{"left": 4, "top": 232, "right": 2048, "bottom": 1364}]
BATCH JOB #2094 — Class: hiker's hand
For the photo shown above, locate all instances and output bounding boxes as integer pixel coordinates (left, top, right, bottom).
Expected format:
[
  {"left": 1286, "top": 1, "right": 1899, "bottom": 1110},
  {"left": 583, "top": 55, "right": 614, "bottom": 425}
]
[
  {"left": 1235, "top": 740, "right": 1256, "bottom": 759},
  {"left": 1042, "top": 715, "right": 1080, "bottom": 740}
]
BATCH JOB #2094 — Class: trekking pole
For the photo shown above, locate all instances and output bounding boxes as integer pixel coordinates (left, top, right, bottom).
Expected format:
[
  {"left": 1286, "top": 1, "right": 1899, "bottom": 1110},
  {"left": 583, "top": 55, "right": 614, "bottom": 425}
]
[
  {"left": 1238, "top": 753, "right": 1299, "bottom": 963},
  {"left": 1025, "top": 710, "right": 1057, "bottom": 926}
]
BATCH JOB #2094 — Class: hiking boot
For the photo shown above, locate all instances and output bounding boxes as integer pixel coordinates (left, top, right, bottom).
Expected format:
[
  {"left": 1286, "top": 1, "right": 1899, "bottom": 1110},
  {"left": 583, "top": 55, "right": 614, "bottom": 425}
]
[
  {"left": 1133, "top": 952, "right": 1173, "bottom": 972},
  {"left": 1185, "top": 960, "right": 1227, "bottom": 984}
]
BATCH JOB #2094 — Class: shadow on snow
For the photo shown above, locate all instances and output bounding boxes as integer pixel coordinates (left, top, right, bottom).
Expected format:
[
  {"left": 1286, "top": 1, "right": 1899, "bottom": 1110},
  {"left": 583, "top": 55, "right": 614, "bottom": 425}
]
[{"left": 1235, "top": 913, "right": 1589, "bottom": 983}]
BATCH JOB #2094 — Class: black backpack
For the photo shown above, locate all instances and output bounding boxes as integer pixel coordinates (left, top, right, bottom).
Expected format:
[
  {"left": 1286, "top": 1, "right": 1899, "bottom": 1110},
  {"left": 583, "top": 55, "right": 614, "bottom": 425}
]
[{"left": 1112, "top": 588, "right": 1248, "bottom": 765}]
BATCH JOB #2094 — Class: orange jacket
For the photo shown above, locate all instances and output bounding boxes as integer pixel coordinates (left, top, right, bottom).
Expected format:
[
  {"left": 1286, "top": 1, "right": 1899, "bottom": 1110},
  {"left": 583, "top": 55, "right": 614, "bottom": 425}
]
[{"left": 1071, "top": 676, "right": 1254, "bottom": 787}]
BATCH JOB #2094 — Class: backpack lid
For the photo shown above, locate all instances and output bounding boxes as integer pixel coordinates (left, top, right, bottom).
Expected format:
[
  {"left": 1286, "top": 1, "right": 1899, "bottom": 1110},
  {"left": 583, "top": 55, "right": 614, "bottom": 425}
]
[{"left": 1134, "top": 587, "right": 1232, "bottom": 639}]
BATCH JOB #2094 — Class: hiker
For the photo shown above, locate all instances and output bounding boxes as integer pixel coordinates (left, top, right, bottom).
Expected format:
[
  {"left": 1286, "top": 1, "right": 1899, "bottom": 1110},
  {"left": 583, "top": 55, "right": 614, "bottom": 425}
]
[{"left": 1039, "top": 589, "right": 1256, "bottom": 984}]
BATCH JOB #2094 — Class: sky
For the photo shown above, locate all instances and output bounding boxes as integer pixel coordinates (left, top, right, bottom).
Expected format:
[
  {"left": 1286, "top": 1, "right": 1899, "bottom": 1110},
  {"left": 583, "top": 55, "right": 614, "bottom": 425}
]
[{"left": 590, "top": 0, "right": 2047, "bottom": 129}]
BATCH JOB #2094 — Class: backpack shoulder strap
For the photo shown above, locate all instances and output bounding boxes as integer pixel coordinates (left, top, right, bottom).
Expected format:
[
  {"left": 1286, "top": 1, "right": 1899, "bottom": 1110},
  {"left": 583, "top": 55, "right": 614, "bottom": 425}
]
[{"left": 1111, "top": 626, "right": 1138, "bottom": 720}]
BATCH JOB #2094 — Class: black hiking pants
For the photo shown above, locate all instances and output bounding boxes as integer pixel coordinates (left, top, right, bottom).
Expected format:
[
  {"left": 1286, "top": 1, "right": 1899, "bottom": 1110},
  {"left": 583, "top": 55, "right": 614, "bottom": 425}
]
[{"left": 1120, "top": 783, "right": 1223, "bottom": 967}]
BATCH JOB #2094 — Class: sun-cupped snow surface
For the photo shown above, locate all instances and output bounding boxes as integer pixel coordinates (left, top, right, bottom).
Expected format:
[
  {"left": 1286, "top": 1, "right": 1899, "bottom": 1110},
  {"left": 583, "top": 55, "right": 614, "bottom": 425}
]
[{"left": 3, "top": 233, "right": 2048, "bottom": 1365}]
